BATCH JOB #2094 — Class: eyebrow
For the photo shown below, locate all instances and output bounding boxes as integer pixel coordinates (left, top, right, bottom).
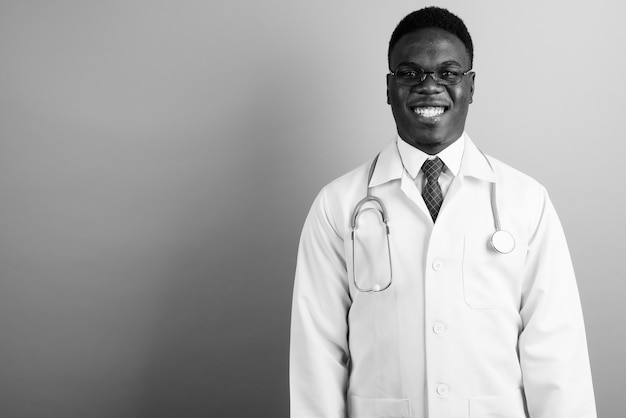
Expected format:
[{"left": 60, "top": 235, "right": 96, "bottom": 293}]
[{"left": 395, "top": 60, "right": 463, "bottom": 68}]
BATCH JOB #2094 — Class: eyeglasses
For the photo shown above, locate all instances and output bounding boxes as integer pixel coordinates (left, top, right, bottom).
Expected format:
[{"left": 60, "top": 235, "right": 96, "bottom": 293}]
[{"left": 389, "top": 66, "right": 473, "bottom": 86}]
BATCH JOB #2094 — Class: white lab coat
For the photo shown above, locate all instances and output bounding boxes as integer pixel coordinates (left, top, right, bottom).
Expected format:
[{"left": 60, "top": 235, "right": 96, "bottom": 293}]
[{"left": 289, "top": 135, "right": 596, "bottom": 418}]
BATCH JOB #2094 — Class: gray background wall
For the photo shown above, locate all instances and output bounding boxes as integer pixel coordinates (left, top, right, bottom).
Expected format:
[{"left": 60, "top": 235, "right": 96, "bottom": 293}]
[{"left": 1, "top": 0, "right": 623, "bottom": 417}]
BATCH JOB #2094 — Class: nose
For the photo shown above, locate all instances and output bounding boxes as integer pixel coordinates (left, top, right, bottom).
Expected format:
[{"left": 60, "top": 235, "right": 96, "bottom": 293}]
[
  {"left": 421, "top": 72, "right": 438, "bottom": 83},
  {"left": 413, "top": 73, "right": 443, "bottom": 94}
]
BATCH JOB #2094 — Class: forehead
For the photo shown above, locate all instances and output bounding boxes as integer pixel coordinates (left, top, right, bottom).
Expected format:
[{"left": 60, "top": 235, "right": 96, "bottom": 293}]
[{"left": 389, "top": 27, "right": 470, "bottom": 68}]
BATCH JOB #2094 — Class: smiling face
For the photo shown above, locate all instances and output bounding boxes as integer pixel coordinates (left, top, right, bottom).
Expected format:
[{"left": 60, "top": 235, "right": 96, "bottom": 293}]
[{"left": 387, "top": 27, "right": 475, "bottom": 154}]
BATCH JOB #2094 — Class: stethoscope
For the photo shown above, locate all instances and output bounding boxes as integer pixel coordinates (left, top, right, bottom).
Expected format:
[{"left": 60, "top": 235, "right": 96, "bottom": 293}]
[{"left": 350, "top": 149, "right": 516, "bottom": 293}]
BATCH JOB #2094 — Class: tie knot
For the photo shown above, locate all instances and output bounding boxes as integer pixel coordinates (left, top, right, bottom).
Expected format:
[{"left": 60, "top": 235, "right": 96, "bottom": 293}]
[{"left": 422, "top": 157, "right": 444, "bottom": 181}]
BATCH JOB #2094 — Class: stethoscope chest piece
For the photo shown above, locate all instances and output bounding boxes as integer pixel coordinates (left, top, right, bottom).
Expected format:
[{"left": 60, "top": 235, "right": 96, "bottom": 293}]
[{"left": 490, "top": 229, "right": 515, "bottom": 254}]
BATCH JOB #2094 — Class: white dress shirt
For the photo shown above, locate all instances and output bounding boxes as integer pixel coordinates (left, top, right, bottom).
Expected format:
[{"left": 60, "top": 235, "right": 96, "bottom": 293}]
[{"left": 396, "top": 132, "right": 466, "bottom": 199}]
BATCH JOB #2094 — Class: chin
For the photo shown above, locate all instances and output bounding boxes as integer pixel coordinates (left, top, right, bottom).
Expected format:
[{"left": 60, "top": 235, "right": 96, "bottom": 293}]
[{"left": 402, "top": 129, "right": 459, "bottom": 153}]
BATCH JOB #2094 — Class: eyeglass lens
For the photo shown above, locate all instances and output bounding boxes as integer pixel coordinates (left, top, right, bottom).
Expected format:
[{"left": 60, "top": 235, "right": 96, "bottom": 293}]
[{"left": 392, "top": 67, "right": 469, "bottom": 86}]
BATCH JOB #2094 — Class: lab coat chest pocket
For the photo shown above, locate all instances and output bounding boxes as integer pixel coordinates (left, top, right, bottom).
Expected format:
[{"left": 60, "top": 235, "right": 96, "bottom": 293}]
[{"left": 462, "top": 235, "right": 524, "bottom": 309}]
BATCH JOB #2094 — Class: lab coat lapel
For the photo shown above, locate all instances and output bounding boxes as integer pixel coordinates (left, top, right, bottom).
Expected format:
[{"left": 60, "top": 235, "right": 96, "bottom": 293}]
[
  {"left": 400, "top": 171, "right": 431, "bottom": 220},
  {"left": 368, "top": 139, "right": 432, "bottom": 220},
  {"left": 438, "top": 137, "right": 496, "bottom": 220},
  {"left": 458, "top": 137, "right": 496, "bottom": 183},
  {"left": 367, "top": 140, "right": 403, "bottom": 188}
]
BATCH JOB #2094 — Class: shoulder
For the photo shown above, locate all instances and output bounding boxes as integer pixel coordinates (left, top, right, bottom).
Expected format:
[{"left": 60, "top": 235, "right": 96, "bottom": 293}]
[
  {"left": 322, "top": 161, "right": 371, "bottom": 201},
  {"left": 483, "top": 153, "right": 557, "bottom": 238},
  {"left": 304, "top": 157, "right": 378, "bottom": 236},
  {"left": 315, "top": 159, "right": 373, "bottom": 216},
  {"left": 486, "top": 154, "right": 545, "bottom": 192}
]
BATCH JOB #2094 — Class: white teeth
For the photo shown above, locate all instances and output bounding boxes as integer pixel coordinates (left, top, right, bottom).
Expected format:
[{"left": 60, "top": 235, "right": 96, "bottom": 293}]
[{"left": 414, "top": 106, "right": 445, "bottom": 117}]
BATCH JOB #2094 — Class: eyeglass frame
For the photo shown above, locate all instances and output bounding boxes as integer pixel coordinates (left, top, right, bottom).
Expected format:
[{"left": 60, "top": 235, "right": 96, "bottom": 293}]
[{"left": 388, "top": 66, "right": 474, "bottom": 86}]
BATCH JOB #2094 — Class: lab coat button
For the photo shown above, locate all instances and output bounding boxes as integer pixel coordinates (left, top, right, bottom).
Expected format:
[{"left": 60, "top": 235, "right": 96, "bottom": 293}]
[
  {"left": 432, "top": 260, "right": 445, "bottom": 271},
  {"left": 436, "top": 384, "right": 449, "bottom": 396},
  {"left": 433, "top": 322, "right": 446, "bottom": 334}
]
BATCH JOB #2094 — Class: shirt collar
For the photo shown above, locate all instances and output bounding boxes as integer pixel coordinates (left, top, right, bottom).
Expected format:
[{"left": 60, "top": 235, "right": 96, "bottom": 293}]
[
  {"left": 369, "top": 132, "right": 495, "bottom": 187},
  {"left": 396, "top": 132, "right": 465, "bottom": 178}
]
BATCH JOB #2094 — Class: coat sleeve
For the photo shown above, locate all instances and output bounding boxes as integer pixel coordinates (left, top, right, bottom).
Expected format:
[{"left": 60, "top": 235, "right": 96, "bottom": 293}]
[
  {"left": 290, "top": 187, "right": 351, "bottom": 418},
  {"left": 518, "top": 187, "right": 596, "bottom": 418}
]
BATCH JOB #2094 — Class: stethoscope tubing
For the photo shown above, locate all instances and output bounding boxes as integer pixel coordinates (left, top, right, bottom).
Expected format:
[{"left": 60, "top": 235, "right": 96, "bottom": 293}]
[
  {"left": 351, "top": 153, "right": 393, "bottom": 292},
  {"left": 350, "top": 146, "right": 515, "bottom": 292}
]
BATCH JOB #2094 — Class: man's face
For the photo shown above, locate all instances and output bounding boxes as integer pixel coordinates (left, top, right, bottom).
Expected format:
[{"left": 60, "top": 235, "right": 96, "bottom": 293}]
[{"left": 387, "top": 27, "right": 475, "bottom": 154}]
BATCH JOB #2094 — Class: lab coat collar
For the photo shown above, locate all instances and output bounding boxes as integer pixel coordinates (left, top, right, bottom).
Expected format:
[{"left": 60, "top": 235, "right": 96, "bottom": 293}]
[
  {"left": 368, "top": 132, "right": 495, "bottom": 188},
  {"left": 459, "top": 133, "right": 496, "bottom": 183},
  {"left": 368, "top": 137, "right": 404, "bottom": 188},
  {"left": 396, "top": 133, "right": 465, "bottom": 178}
]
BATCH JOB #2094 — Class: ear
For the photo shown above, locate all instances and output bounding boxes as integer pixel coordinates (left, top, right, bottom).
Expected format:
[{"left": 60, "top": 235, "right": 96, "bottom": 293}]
[
  {"left": 386, "top": 73, "right": 392, "bottom": 105},
  {"left": 469, "top": 72, "right": 475, "bottom": 104}
]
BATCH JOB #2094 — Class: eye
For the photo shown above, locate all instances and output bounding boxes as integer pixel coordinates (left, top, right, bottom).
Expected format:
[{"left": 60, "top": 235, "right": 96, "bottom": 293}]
[
  {"left": 396, "top": 69, "right": 421, "bottom": 78},
  {"left": 438, "top": 69, "right": 461, "bottom": 80}
]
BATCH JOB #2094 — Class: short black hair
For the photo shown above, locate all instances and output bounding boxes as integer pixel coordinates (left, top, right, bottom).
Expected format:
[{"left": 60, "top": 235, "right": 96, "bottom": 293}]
[{"left": 388, "top": 7, "right": 473, "bottom": 69}]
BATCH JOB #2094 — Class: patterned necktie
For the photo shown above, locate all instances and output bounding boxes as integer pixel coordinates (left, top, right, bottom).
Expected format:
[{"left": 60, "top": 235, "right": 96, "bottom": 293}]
[{"left": 422, "top": 157, "right": 444, "bottom": 222}]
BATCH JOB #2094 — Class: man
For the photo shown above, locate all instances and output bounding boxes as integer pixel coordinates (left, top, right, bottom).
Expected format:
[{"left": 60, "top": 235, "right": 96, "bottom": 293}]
[{"left": 290, "top": 7, "right": 596, "bottom": 418}]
